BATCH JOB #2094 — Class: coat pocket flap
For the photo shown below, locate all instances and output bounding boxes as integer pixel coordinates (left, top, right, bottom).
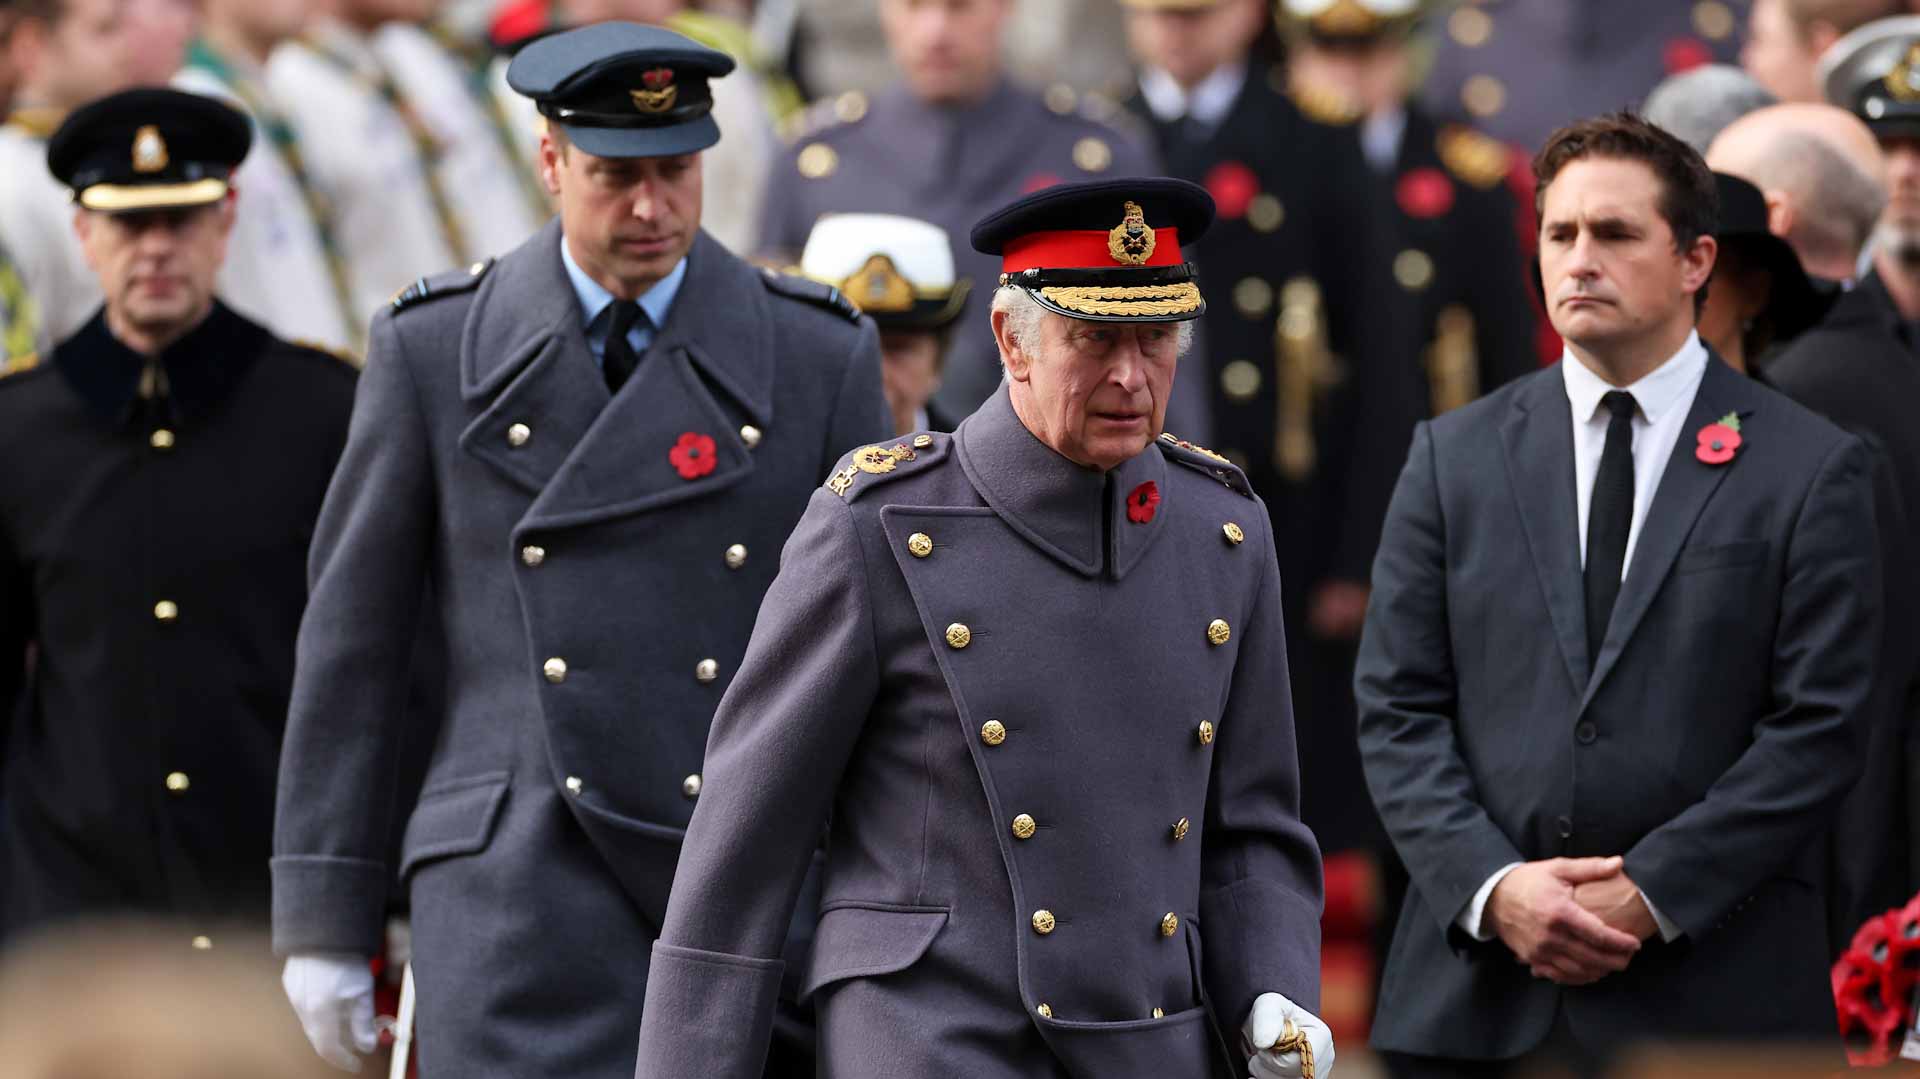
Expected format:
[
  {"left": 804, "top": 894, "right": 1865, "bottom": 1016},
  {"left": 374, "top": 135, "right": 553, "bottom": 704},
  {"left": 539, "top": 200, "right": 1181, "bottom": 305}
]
[
  {"left": 1676, "top": 538, "right": 1768, "bottom": 574},
  {"left": 399, "top": 772, "right": 510, "bottom": 880},
  {"left": 798, "top": 903, "right": 948, "bottom": 1001}
]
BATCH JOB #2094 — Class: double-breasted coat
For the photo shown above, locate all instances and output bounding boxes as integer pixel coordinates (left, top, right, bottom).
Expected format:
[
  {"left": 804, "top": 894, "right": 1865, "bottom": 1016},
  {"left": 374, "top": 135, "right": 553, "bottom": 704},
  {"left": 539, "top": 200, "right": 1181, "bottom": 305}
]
[{"left": 271, "top": 220, "right": 888, "bottom": 1077}]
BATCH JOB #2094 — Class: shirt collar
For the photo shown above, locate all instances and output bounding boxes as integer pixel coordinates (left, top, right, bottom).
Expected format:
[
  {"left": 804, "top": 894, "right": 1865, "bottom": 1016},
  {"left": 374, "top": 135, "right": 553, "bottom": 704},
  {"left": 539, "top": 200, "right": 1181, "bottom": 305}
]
[
  {"left": 1560, "top": 330, "right": 1707, "bottom": 424},
  {"left": 1138, "top": 62, "right": 1246, "bottom": 127},
  {"left": 561, "top": 236, "right": 688, "bottom": 334}
]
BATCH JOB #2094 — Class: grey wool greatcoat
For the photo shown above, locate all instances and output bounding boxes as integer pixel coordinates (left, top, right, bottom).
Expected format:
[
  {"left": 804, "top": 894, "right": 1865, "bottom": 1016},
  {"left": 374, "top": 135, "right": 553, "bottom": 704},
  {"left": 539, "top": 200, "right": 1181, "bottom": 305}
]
[
  {"left": 271, "top": 219, "right": 888, "bottom": 1077},
  {"left": 633, "top": 387, "right": 1325, "bottom": 1079}
]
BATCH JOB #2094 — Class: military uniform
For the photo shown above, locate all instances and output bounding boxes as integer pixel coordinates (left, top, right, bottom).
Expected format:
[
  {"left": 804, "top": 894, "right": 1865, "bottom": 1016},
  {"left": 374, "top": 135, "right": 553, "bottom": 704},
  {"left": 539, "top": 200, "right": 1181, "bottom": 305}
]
[
  {"left": 264, "top": 19, "right": 547, "bottom": 327},
  {"left": 0, "top": 233, "right": 37, "bottom": 365},
  {"left": 0, "top": 90, "right": 358, "bottom": 944},
  {"left": 636, "top": 180, "right": 1323, "bottom": 1079},
  {"left": 0, "top": 108, "right": 99, "bottom": 351},
  {"left": 271, "top": 25, "right": 888, "bottom": 1078}
]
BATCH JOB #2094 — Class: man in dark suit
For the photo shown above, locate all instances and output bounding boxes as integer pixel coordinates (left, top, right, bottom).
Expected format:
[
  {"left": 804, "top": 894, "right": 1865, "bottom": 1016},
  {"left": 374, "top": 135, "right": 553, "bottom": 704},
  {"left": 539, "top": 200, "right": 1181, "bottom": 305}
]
[
  {"left": 270, "top": 22, "right": 887, "bottom": 1078},
  {"left": 1356, "top": 112, "right": 1882, "bottom": 1073}
]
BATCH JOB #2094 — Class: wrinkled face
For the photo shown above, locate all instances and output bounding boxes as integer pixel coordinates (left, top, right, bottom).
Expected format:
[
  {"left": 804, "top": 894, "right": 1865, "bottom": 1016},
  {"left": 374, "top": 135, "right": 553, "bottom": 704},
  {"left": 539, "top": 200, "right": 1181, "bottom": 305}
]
[
  {"left": 1741, "top": 0, "right": 1819, "bottom": 103},
  {"left": 122, "top": 0, "right": 194, "bottom": 86},
  {"left": 76, "top": 199, "right": 233, "bottom": 342},
  {"left": 1538, "top": 156, "right": 1714, "bottom": 356},
  {"left": 880, "top": 0, "right": 1011, "bottom": 105},
  {"left": 1122, "top": 0, "right": 1262, "bottom": 87},
  {"left": 996, "top": 307, "right": 1180, "bottom": 472},
  {"left": 542, "top": 131, "right": 702, "bottom": 298},
  {"left": 1877, "top": 135, "right": 1920, "bottom": 264},
  {"left": 880, "top": 329, "right": 943, "bottom": 436}
]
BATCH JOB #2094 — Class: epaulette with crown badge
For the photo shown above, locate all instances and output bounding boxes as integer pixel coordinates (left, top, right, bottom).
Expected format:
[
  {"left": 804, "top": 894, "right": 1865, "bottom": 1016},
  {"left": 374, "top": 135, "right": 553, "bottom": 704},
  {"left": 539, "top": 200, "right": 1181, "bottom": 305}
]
[
  {"left": 1290, "top": 81, "right": 1364, "bottom": 127},
  {"left": 779, "top": 89, "right": 869, "bottom": 144},
  {"left": 826, "top": 433, "right": 947, "bottom": 500},
  {"left": 761, "top": 267, "right": 861, "bottom": 323},
  {"left": 1436, "top": 125, "right": 1512, "bottom": 190},
  {"left": 390, "top": 258, "right": 495, "bottom": 313},
  {"left": 1159, "top": 432, "right": 1254, "bottom": 499}
]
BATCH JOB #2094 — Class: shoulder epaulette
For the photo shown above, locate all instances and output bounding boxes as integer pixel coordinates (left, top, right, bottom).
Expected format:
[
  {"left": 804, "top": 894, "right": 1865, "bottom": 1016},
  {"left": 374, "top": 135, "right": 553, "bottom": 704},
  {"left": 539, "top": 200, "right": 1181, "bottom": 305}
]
[
  {"left": 1159, "top": 432, "right": 1254, "bottom": 499},
  {"left": 1436, "top": 125, "right": 1512, "bottom": 190},
  {"left": 289, "top": 338, "right": 364, "bottom": 369},
  {"left": 0, "top": 351, "right": 40, "bottom": 379},
  {"left": 826, "top": 433, "right": 947, "bottom": 500},
  {"left": 391, "top": 258, "right": 495, "bottom": 313},
  {"left": 779, "top": 90, "right": 869, "bottom": 144},
  {"left": 1290, "top": 80, "right": 1363, "bottom": 127},
  {"left": 761, "top": 268, "right": 861, "bottom": 323}
]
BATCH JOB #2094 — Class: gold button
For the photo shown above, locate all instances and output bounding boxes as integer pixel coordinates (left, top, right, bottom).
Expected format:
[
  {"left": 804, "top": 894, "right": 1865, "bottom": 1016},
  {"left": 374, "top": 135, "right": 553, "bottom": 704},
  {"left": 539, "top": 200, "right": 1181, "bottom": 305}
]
[
  {"left": 153, "top": 600, "right": 179, "bottom": 622},
  {"left": 1247, "top": 193, "right": 1285, "bottom": 233},
  {"left": 1223, "top": 523, "right": 1246, "bottom": 546},
  {"left": 565, "top": 776, "right": 583, "bottom": 795},
  {"left": 1044, "top": 83, "right": 1077, "bottom": 114},
  {"left": 1233, "top": 277, "right": 1274, "bottom": 320},
  {"left": 834, "top": 90, "right": 868, "bottom": 123},
  {"left": 1693, "top": 0, "right": 1735, "bottom": 39},
  {"left": 1220, "top": 359, "right": 1262, "bottom": 401},
  {"left": 165, "top": 771, "right": 190, "bottom": 793},
  {"left": 945, "top": 623, "right": 972, "bottom": 649},
  {"left": 1462, "top": 74, "right": 1507, "bottom": 119},
  {"left": 980, "top": 720, "right": 1007, "bottom": 746},
  {"left": 149, "top": 428, "right": 175, "bottom": 450},
  {"left": 695, "top": 658, "right": 719, "bottom": 684},
  {"left": 1011, "top": 813, "right": 1037, "bottom": 840},
  {"left": 740, "top": 424, "right": 762, "bottom": 449},
  {"left": 1394, "top": 248, "right": 1435, "bottom": 291},
  {"left": 913, "top": 434, "right": 934, "bottom": 449},
  {"left": 907, "top": 532, "right": 934, "bottom": 558},
  {"left": 1448, "top": 5, "right": 1493, "bottom": 46},
  {"left": 1197, "top": 720, "right": 1216, "bottom": 745},
  {"left": 1037, "top": 1003, "right": 1053, "bottom": 1019},
  {"left": 521, "top": 545, "right": 546, "bottom": 567},
  {"left": 1152, "top": 1007, "right": 1165, "bottom": 1019},
  {"left": 1031, "top": 909, "right": 1056, "bottom": 935},
  {"left": 1073, "top": 136, "right": 1111, "bottom": 173},
  {"left": 1160, "top": 912, "right": 1179, "bottom": 937},
  {"left": 1172, "top": 817, "right": 1191, "bottom": 841},
  {"left": 507, "top": 423, "right": 531, "bottom": 448},
  {"left": 190, "top": 935, "right": 212, "bottom": 951},
  {"left": 1206, "top": 619, "right": 1231, "bottom": 646},
  {"left": 682, "top": 773, "right": 702, "bottom": 798},
  {"left": 543, "top": 657, "right": 568, "bottom": 684},
  {"left": 797, "top": 142, "right": 838, "bottom": 179},
  {"left": 724, "top": 544, "right": 748, "bottom": 570}
]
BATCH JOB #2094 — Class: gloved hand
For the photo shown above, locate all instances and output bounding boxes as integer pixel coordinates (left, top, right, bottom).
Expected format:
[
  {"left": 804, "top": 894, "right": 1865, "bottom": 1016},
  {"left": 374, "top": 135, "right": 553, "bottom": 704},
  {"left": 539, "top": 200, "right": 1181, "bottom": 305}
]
[
  {"left": 1242, "top": 991, "right": 1336, "bottom": 1079},
  {"left": 282, "top": 953, "right": 378, "bottom": 1072}
]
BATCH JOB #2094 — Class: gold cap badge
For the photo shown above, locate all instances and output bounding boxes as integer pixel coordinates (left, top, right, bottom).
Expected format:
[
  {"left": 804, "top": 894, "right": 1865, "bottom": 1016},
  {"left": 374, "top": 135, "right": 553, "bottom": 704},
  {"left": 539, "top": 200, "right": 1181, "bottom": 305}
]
[
  {"left": 132, "top": 125, "right": 169, "bottom": 174},
  {"left": 630, "top": 67, "right": 678, "bottom": 113},
  {"left": 1887, "top": 43, "right": 1920, "bottom": 102},
  {"left": 846, "top": 253, "right": 915, "bottom": 313},
  {"left": 1108, "top": 200, "right": 1156, "bottom": 266}
]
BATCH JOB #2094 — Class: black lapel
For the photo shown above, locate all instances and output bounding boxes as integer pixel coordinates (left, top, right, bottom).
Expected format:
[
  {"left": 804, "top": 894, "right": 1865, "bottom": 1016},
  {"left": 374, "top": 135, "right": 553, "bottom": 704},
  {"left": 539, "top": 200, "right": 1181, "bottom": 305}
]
[{"left": 1499, "top": 368, "right": 1589, "bottom": 692}]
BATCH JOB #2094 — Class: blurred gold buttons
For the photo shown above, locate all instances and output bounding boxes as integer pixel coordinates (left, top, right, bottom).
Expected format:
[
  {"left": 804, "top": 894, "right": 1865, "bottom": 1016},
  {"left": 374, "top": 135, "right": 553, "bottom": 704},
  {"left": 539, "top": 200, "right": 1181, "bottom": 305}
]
[
  {"left": 1073, "top": 136, "right": 1112, "bottom": 173},
  {"left": 543, "top": 657, "right": 568, "bottom": 684},
  {"left": 1037, "top": 1003, "right": 1053, "bottom": 1018},
  {"left": 1044, "top": 83, "right": 1078, "bottom": 114},
  {"left": 1197, "top": 720, "right": 1216, "bottom": 745},
  {"left": 1247, "top": 194, "right": 1285, "bottom": 233},
  {"left": 165, "top": 771, "right": 190, "bottom": 793},
  {"left": 1462, "top": 74, "right": 1507, "bottom": 119},
  {"left": 191, "top": 935, "right": 212, "bottom": 951},
  {"left": 682, "top": 773, "right": 702, "bottom": 799},
  {"left": 153, "top": 600, "right": 179, "bottom": 622},
  {"left": 521, "top": 545, "right": 546, "bottom": 567},
  {"left": 1223, "top": 522, "right": 1245, "bottom": 546},
  {"left": 1394, "top": 248, "right": 1435, "bottom": 291},
  {"left": 1012, "top": 813, "right": 1037, "bottom": 840},
  {"left": 507, "top": 423, "right": 531, "bottom": 447},
  {"left": 834, "top": 90, "right": 868, "bottom": 124},
  {"left": 565, "top": 776, "right": 583, "bottom": 795},
  {"left": 907, "top": 533, "right": 934, "bottom": 558},
  {"left": 695, "top": 658, "right": 719, "bottom": 683},
  {"left": 1160, "top": 912, "right": 1179, "bottom": 937},
  {"left": 1448, "top": 5, "right": 1492, "bottom": 46},
  {"left": 946, "top": 623, "right": 972, "bottom": 649},
  {"left": 797, "top": 143, "right": 838, "bottom": 179},
  {"left": 740, "top": 424, "right": 762, "bottom": 449},
  {"left": 149, "top": 428, "right": 175, "bottom": 450},
  {"left": 1172, "top": 817, "right": 1191, "bottom": 841},
  {"left": 1207, "top": 619, "right": 1231, "bottom": 646},
  {"left": 724, "top": 544, "right": 748, "bottom": 569},
  {"left": 1032, "top": 909, "right": 1056, "bottom": 935},
  {"left": 913, "top": 434, "right": 933, "bottom": 449},
  {"left": 1694, "top": 0, "right": 1734, "bottom": 39},
  {"left": 1233, "top": 277, "right": 1274, "bottom": 320},
  {"left": 980, "top": 720, "right": 1007, "bottom": 746},
  {"left": 1220, "top": 359, "right": 1262, "bottom": 401}
]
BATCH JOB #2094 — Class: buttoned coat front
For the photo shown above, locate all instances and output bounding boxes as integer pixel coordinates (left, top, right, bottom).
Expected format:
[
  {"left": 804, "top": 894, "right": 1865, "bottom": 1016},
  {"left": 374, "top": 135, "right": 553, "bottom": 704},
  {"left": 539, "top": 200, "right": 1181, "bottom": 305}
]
[
  {"left": 634, "top": 388, "right": 1324, "bottom": 1079},
  {"left": 272, "top": 220, "right": 887, "bottom": 1077}
]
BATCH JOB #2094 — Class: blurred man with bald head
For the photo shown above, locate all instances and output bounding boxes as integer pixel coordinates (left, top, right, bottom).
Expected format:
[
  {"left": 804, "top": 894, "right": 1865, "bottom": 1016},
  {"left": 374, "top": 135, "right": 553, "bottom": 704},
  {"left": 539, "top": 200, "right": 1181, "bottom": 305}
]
[{"left": 1707, "top": 103, "right": 1887, "bottom": 281}]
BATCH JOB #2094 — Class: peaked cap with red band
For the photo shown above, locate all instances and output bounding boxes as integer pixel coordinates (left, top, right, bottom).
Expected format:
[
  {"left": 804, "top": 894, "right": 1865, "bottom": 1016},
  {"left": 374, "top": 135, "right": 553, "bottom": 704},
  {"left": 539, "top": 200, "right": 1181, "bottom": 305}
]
[{"left": 970, "top": 177, "right": 1215, "bottom": 323}]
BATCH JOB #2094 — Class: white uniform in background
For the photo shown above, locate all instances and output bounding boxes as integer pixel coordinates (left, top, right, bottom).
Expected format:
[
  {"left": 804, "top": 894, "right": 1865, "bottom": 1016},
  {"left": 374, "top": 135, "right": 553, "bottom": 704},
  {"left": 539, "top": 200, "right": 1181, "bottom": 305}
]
[{"left": 0, "top": 114, "right": 100, "bottom": 351}]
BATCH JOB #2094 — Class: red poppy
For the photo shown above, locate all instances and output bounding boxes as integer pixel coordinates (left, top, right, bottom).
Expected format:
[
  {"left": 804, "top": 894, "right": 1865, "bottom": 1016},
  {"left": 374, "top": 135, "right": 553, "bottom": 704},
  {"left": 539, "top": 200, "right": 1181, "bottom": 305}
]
[
  {"left": 1663, "top": 36, "right": 1712, "bottom": 75},
  {"left": 1695, "top": 421, "right": 1742, "bottom": 465},
  {"left": 1203, "top": 161, "right": 1260, "bottom": 220},
  {"left": 1395, "top": 167, "right": 1455, "bottom": 219},
  {"left": 669, "top": 431, "right": 718, "bottom": 480},
  {"left": 1126, "top": 481, "right": 1161, "bottom": 524}
]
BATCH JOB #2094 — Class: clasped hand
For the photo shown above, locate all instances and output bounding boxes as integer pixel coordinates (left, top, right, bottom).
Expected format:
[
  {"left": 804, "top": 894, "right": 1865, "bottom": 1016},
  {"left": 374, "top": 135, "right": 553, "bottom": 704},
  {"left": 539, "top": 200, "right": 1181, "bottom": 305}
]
[{"left": 1486, "top": 855, "right": 1656, "bottom": 986}]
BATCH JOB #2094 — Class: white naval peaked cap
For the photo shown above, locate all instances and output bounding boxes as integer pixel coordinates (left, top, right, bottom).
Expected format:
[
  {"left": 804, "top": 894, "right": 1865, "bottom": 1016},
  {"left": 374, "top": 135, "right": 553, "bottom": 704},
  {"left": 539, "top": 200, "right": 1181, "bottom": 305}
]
[{"left": 800, "top": 213, "right": 970, "bottom": 329}]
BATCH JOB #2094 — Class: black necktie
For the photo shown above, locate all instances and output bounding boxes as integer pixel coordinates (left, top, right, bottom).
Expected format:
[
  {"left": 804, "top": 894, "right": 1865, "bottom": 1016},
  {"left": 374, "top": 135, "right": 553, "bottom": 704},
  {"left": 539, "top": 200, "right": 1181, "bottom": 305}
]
[
  {"left": 603, "top": 300, "right": 645, "bottom": 393},
  {"left": 1584, "top": 390, "right": 1637, "bottom": 661}
]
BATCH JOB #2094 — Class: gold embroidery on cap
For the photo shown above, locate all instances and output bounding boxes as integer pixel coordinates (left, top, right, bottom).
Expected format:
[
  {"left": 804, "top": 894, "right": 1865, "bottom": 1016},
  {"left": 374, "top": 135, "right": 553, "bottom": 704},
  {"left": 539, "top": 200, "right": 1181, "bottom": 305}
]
[
  {"left": 132, "top": 126, "right": 169, "bottom": 173},
  {"left": 1108, "top": 200, "right": 1157, "bottom": 266},
  {"left": 630, "top": 67, "right": 678, "bottom": 113},
  {"left": 845, "top": 254, "right": 915, "bottom": 313},
  {"left": 1887, "top": 43, "right": 1920, "bottom": 102}
]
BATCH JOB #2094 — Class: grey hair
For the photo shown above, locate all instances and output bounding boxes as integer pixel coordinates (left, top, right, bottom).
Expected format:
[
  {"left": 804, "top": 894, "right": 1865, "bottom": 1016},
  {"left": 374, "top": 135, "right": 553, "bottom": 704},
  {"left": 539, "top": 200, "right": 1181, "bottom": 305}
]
[
  {"left": 1744, "top": 127, "right": 1888, "bottom": 264},
  {"left": 989, "top": 286, "right": 1196, "bottom": 362},
  {"left": 1642, "top": 65, "right": 1778, "bottom": 155}
]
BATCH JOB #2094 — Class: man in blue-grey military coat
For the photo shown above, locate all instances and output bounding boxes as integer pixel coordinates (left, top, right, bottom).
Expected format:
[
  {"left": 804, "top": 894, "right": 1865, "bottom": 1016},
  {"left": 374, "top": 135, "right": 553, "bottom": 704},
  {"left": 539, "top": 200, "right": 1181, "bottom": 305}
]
[
  {"left": 635, "top": 179, "right": 1328, "bottom": 1079},
  {"left": 270, "top": 22, "right": 887, "bottom": 1079}
]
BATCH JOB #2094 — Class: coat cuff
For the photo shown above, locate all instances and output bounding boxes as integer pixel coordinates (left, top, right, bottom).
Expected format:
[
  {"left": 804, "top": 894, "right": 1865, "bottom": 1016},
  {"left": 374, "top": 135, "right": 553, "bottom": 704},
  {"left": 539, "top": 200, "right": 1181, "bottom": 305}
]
[
  {"left": 635, "top": 943, "right": 785, "bottom": 1079},
  {"left": 1199, "top": 877, "right": 1323, "bottom": 1025},
  {"left": 269, "top": 855, "right": 390, "bottom": 957}
]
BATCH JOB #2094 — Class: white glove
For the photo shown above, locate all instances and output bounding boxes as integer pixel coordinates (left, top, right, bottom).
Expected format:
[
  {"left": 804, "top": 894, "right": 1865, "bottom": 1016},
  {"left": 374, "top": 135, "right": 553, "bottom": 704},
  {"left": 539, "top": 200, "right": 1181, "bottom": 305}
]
[
  {"left": 1242, "top": 991, "right": 1335, "bottom": 1079},
  {"left": 282, "top": 953, "right": 378, "bottom": 1073}
]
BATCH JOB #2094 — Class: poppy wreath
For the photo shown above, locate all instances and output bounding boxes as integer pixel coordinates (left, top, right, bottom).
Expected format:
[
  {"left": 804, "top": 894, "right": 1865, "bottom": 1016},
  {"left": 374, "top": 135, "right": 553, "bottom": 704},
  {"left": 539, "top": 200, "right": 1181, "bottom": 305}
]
[
  {"left": 1833, "top": 891, "right": 1920, "bottom": 1066},
  {"left": 669, "top": 432, "right": 718, "bottom": 480}
]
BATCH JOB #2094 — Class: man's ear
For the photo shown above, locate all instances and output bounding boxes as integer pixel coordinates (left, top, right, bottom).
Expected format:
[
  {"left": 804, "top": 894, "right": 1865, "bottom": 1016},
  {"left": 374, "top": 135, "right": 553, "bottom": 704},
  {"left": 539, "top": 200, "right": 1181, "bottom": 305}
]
[
  {"left": 1682, "top": 233, "right": 1718, "bottom": 297},
  {"left": 538, "top": 124, "right": 564, "bottom": 197},
  {"left": 990, "top": 306, "right": 1032, "bottom": 383},
  {"left": 1761, "top": 189, "right": 1795, "bottom": 240}
]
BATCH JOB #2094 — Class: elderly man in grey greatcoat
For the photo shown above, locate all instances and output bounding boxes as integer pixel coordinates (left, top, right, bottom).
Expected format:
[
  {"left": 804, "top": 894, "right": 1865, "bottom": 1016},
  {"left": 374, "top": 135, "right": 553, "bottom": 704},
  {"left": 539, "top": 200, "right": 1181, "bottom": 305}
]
[
  {"left": 634, "top": 178, "right": 1329, "bottom": 1079},
  {"left": 270, "top": 21, "right": 887, "bottom": 1079}
]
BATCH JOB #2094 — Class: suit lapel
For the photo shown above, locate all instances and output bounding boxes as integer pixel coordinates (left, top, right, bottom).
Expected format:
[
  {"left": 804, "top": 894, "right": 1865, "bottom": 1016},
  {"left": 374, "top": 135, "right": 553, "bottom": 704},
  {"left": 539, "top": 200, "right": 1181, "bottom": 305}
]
[
  {"left": 1500, "top": 370, "right": 1590, "bottom": 692},
  {"left": 1580, "top": 357, "right": 1755, "bottom": 709}
]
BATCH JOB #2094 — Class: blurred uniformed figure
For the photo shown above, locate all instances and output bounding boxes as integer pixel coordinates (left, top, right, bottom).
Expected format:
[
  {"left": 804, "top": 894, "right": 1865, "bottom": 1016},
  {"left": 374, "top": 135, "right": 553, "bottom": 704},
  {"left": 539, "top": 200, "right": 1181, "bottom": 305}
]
[
  {"left": 1824, "top": 16, "right": 1920, "bottom": 319},
  {"left": 1420, "top": 0, "right": 1752, "bottom": 152},
  {"left": 0, "top": 89, "right": 358, "bottom": 944},
  {"left": 1742, "top": 0, "right": 1900, "bottom": 103},
  {"left": 0, "top": 0, "right": 189, "bottom": 352},
  {"left": 272, "top": 22, "right": 886, "bottom": 1077},
  {"left": 637, "top": 177, "right": 1329, "bottom": 1079},
  {"left": 756, "top": 0, "right": 1165, "bottom": 424},
  {"left": 264, "top": 0, "right": 546, "bottom": 328},
  {"left": 799, "top": 212, "right": 970, "bottom": 434},
  {"left": 176, "top": 0, "right": 357, "bottom": 354}
]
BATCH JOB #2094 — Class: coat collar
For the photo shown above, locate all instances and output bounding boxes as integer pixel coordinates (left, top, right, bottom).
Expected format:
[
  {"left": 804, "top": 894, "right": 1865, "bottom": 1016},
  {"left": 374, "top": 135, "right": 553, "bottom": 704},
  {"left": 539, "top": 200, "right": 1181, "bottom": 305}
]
[
  {"left": 954, "top": 384, "right": 1168, "bottom": 580},
  {"left": 51, "top": 301, "right": 266, "bottom": 426}
]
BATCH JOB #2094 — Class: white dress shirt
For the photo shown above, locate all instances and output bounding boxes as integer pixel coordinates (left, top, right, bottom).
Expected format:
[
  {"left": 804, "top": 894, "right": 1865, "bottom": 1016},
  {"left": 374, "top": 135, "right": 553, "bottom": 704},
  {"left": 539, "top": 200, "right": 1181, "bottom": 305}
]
[
  {"left": 1458, "top": 332, "right": 1709, "bottom": 945},
  {"left": 1137, "top": 62, "right": 1246, "bottom": 129}
]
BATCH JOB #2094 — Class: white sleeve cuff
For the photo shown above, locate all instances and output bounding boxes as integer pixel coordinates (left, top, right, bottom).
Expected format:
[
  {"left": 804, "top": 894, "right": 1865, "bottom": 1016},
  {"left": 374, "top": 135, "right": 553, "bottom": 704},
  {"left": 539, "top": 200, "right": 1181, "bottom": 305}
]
[
  {"left": 1457, "top": 862, "right": 1524, "bottom": 941},
  {"left": 1639, "top": 889, "right": 1682, "bottom": 942}
]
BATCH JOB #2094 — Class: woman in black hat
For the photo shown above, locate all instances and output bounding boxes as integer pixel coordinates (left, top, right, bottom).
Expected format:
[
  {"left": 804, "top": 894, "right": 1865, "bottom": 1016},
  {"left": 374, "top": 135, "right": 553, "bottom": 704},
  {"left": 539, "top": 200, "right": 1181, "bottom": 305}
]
[{"left": 1699, "top": 170, "right": 1837, "bottom": 373}]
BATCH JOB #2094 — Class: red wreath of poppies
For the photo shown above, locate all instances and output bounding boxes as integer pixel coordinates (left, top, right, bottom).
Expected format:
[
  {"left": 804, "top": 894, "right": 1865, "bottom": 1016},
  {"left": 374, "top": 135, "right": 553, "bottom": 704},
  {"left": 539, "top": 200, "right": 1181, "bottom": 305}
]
[
  {"left": 1695, "top": 413, "right": 1743, "bottom": 466},
  {"left": 669, "top": 432, "right": 718, "bottom": 480},
  {"left": 1126, "top": 481, "right": 1161, "bottom": 524}
]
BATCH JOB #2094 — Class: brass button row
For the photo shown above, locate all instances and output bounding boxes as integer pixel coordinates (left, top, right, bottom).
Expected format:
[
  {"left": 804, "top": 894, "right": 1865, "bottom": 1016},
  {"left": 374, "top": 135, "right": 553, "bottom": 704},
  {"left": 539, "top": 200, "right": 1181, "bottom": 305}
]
[{"left": 544, "top": 656, "right": 720, "bottom": 685}]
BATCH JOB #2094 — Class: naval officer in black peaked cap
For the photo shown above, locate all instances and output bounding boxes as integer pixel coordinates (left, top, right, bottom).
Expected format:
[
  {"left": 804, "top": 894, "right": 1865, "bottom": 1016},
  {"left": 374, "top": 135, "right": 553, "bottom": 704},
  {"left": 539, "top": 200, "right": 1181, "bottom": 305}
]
[
  {"left": 635, "top": 177, "right": 1330, "bottom": 1079},
  {"left": 272, "top": 20, "right": 887, "bottom": 1078},
  {"left": 0, "top": 89, "right": 359, "bottom": 946}
]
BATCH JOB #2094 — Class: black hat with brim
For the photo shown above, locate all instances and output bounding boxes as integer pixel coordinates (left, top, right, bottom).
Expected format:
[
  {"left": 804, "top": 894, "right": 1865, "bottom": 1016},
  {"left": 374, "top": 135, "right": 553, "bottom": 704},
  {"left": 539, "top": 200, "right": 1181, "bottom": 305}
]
[
  {"left": 507, "top": 21, "right": 735, "bottom": 159},
  {"left": 47, "top": 88, "right": 250, "bottom": 214},
  {"left": 1714, "top": 172, "right": 1836, "bottom": 343}
]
